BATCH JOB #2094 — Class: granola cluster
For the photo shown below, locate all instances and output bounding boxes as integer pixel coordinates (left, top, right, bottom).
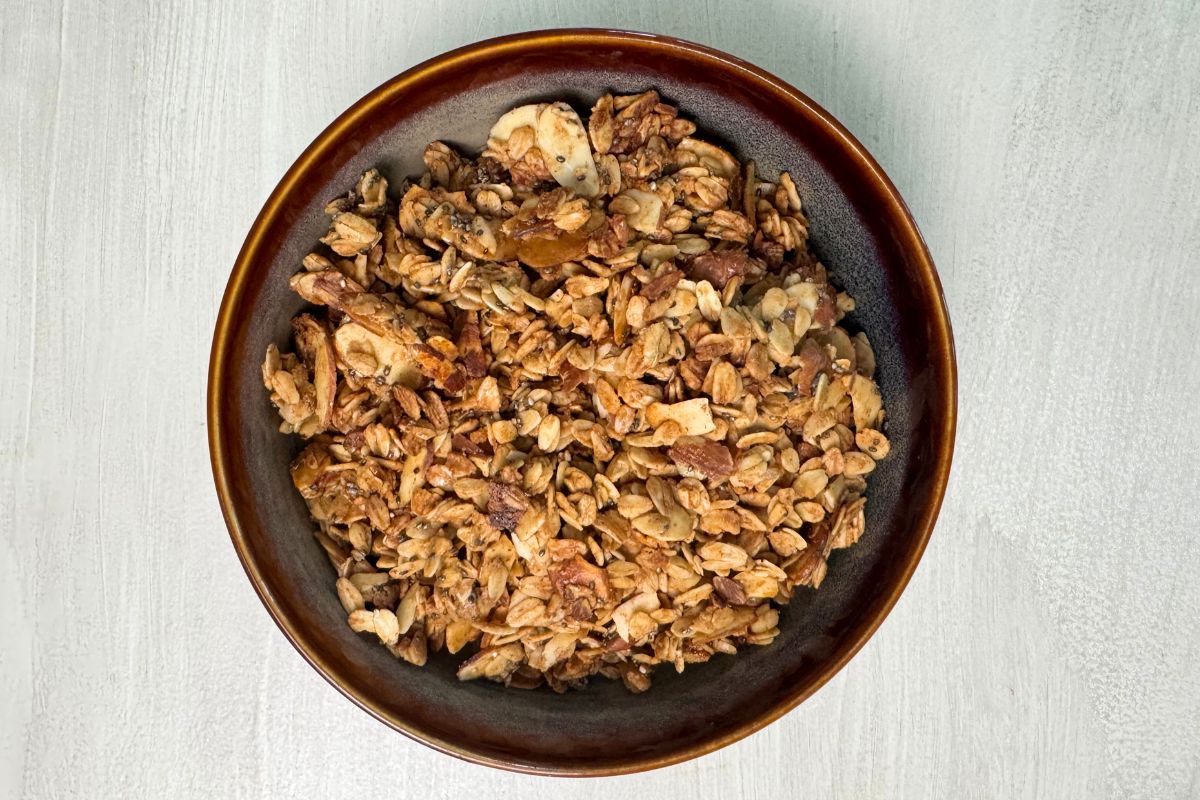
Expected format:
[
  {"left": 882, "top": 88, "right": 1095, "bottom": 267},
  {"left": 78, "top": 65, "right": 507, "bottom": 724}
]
[{"left": 262, "top": 92, "right": 890, "bottom": 692}]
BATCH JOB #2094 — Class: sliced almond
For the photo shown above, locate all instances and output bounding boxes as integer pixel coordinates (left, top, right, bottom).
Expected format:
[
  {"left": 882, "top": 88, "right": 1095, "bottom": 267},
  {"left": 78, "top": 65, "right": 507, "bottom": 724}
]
[
  {"left": 333, "top": 321, "right": 420, "bottom": 388},
  {"left": 536, "top": 102, "right": 600, "bottom": 197},
  {"left": 489, "top": 103, "right": 545, "bottom": 143},
  {"left": 646, "top": 398, "right": 716, "bottom": 436}
]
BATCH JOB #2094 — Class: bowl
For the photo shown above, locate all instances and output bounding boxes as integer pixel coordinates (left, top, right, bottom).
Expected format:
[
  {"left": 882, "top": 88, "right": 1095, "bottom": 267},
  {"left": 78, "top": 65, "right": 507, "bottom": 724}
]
[{"left": 208, "top": 29, "right": 956, "bottom": 775}]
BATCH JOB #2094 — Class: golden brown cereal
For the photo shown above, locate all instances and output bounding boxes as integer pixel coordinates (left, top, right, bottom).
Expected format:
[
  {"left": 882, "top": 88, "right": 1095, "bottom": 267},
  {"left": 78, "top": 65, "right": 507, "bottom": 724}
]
[{"left": 263, "top": 93, "right": 889, "bottom": 693}]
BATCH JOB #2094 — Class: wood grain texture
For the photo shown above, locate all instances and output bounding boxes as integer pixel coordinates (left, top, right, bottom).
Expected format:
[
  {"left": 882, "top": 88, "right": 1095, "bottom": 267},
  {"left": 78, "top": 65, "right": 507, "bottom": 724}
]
[{"left": 2, "top": 0, "right": 1198, "bottom": 797}]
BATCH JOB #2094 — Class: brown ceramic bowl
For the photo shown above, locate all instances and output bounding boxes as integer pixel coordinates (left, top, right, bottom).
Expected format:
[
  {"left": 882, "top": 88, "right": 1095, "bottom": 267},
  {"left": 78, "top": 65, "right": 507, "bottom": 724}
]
[{"left": 208, "top": 29, "right": 955, "bottom": 775}]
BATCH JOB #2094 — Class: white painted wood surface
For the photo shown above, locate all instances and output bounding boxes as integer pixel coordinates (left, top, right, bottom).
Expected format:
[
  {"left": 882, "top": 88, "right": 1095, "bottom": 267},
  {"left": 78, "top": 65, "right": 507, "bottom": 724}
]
[{"left": 4, "top": 1, "right": 1199, "bottom": 797}]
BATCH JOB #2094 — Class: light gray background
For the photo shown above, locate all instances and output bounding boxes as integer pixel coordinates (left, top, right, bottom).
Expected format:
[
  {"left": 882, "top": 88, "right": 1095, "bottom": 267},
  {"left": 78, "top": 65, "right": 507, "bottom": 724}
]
[{"left": 3, "top": 1, "right": 1199, "bottom": 798}]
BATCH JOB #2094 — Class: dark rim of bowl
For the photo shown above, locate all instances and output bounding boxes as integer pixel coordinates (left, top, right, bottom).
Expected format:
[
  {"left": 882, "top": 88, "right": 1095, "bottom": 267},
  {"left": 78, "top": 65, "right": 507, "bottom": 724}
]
[{"left": 208, "top": 27, "right": 957, "bottom": 776}]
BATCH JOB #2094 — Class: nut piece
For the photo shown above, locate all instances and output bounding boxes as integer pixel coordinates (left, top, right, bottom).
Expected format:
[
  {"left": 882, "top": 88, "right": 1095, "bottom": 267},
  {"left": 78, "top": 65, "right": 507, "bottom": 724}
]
[
  {"left": 668, "top": 438, "right": 734, "bottom": 480},
  {"left": 333, "top": 322, "right": 420, "bottom": 387},
  {"left": 646, "top": 398, "right": 716, "bottom": 437},
  {"left": 536, "top": 103, "right": 600, "bottom": 197},
  {"left": 712, "top": 575, "right": 750, "bottom": 605},
  {"left": 489, "top": 103, "right": 544, "bottom": 142},
  {"left": 687, "top": 250, "right": 755, "bottom": 289},
  {"left": 549, "top": 555, "right": 612, "bottom": 621},
  {"left": 488, "top": 482, "right": 530, "bottom": 531}
]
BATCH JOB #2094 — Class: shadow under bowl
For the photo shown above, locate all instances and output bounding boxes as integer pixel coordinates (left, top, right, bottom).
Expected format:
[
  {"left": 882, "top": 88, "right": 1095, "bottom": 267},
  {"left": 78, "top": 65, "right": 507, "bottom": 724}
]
[{"left": 208, "top": 28, "right": 956, "bottom": 776}]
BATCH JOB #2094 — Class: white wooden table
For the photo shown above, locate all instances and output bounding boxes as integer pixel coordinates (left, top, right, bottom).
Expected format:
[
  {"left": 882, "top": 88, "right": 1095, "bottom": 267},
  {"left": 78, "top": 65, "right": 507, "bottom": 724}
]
[{"left": 4, "top": 2, "right": 1199, "bottom": 797}]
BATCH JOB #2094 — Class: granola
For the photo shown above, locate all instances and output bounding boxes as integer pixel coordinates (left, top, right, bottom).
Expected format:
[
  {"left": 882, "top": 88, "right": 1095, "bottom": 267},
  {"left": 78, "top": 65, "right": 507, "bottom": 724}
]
[{"left": 262, "top": 92, "right": 890, "bottom": 693}]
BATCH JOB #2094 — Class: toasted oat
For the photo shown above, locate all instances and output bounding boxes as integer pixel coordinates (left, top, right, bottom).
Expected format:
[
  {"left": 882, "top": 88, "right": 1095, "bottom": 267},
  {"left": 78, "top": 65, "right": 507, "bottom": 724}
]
[{"left": 263, "top": 92, "right": 889, "bottom": 693}]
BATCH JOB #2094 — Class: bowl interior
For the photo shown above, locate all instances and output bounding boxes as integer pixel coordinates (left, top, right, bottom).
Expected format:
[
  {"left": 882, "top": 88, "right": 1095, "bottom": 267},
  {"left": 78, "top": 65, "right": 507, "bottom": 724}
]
[{"left": 211, "top": 32, "right": 954, "bottom": 774}]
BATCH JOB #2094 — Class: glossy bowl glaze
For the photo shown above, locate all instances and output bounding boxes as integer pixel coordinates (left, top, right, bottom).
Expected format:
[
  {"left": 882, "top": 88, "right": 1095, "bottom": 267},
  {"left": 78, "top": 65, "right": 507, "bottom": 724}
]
[{"left": 208, "top": 29, "right": 956, "bottom": 775}]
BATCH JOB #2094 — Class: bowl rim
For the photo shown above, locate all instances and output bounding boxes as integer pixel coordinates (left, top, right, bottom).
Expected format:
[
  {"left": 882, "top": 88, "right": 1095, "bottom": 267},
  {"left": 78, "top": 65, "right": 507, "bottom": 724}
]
[{"left": 208, "top": 27, "right": 957, "bottom": 776}]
